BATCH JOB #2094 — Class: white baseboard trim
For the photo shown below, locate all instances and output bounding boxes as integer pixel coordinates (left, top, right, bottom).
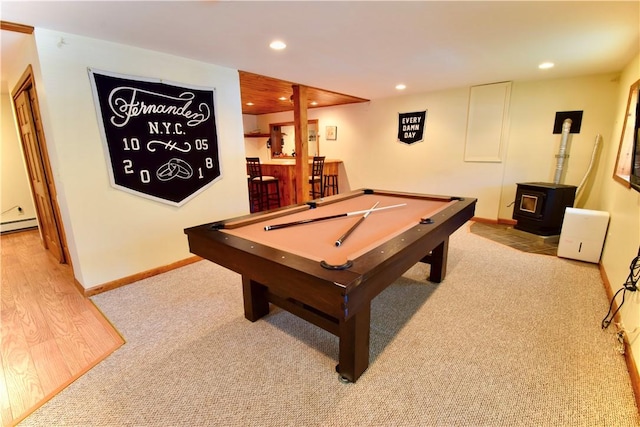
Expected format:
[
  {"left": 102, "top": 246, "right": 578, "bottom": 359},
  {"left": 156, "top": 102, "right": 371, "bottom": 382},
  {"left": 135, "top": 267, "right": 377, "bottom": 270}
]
[{"left": 1, "top": 218, "right": 38, "bottom": 233}]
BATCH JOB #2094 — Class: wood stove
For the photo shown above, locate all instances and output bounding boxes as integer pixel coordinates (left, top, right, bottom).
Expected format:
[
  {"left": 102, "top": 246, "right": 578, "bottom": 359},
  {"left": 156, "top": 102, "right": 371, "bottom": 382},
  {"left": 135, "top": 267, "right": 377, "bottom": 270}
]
[{"left": 513, "top": 182, "right": 576, "bottom": 236}]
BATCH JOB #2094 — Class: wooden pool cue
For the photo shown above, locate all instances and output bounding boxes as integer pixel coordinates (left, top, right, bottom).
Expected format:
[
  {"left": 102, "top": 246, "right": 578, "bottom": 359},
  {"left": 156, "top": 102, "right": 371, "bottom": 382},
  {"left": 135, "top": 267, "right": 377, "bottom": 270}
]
[
  {"left": 263, "top": 203, "right": 406, "bottom": 231},
  {"left": 335, "top": 202, "right": 379, "bottom": 247}
]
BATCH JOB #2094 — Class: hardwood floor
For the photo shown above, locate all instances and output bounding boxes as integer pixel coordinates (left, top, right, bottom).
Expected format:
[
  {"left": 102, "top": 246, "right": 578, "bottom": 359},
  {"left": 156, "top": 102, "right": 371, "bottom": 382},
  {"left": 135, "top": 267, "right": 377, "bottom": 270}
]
[{"left": 0, "top": 229, "right": 124, "bottom": 427}]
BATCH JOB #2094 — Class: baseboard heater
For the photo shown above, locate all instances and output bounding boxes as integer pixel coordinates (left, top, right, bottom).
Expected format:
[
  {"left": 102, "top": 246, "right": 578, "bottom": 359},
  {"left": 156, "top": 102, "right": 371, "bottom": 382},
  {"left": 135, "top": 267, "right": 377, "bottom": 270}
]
[{"left": 1, "top": 218, "right": 38, "bottom": 234}]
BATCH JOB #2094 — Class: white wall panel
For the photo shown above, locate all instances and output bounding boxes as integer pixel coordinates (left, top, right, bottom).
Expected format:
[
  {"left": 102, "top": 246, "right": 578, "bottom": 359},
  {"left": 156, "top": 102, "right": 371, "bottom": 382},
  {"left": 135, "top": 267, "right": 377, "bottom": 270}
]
[{"left": 464, "top": 82, "right": 511, "bottom": 163}]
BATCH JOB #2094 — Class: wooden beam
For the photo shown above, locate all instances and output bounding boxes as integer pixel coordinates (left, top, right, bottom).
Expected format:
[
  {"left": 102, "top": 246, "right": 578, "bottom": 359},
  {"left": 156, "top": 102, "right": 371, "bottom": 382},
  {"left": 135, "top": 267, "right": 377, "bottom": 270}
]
[
  {"left": 292, "top": 85, "right": 310, "bottom": 203},
  {"left": 1, "top": 21, "right": 34, "bottom": 34}
]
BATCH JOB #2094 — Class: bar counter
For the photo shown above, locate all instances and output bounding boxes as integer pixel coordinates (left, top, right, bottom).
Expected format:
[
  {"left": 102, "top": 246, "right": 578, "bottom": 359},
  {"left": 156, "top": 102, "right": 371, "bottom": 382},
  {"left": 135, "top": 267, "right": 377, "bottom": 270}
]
[{"left": 260, "top": 158, "right": 342, "bottom": 206}]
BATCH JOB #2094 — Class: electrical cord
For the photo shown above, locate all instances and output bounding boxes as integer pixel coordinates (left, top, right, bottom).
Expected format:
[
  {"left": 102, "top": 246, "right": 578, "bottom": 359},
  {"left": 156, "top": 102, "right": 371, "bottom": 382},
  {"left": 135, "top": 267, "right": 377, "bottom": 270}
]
[
  {"left": 602, "top": 252, "right": 639, "bottom": 329},
  {"left": 1, "top": 205, "right": 22, "bottom": 215}
]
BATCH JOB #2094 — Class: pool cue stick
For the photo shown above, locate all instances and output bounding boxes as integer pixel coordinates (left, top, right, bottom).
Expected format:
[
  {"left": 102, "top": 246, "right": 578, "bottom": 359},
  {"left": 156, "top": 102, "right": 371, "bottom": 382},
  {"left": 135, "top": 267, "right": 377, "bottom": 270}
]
[
  {"left": 335, "top": 202, "right": 379, "bottom": 247},
  {"left": 263, "top": 203, "right": 406, "bottom": 231}
]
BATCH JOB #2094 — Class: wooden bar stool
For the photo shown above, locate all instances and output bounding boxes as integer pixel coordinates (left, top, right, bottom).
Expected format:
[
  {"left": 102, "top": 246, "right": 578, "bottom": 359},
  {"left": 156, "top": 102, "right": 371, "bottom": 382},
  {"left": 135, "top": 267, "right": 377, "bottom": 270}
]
[
  {"left": 309, "top": 156, "right": 325, "bottom": 199},
  {"left": 323, "top": 174, "right": 339, "bottom": 196},
  {"left": 246, "top": 157, "right": 280, "bottom": 212}
]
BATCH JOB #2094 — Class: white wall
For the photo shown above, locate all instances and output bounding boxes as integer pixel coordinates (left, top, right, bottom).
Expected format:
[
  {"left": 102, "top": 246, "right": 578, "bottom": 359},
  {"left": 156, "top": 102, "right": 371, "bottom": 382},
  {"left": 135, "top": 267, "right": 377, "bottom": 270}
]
[
  {"left": 14, "top": 29, "right": 249, "bottom": 289},
  {"left": 252, "top": 73, "right": 619, "bottom": 220},
  {"left": 599, "top": 53, "right": 640, "bottom": 369},
  {"left": 501, "top": 74, "right": 619, "bottom": 216}
]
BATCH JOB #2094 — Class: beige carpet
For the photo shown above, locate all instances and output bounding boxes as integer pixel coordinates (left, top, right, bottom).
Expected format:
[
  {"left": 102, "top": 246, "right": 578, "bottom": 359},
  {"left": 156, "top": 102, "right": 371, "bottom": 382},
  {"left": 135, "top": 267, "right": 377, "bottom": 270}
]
[{"left": 20, "top": 224, "right": 639, "bottom": 426}]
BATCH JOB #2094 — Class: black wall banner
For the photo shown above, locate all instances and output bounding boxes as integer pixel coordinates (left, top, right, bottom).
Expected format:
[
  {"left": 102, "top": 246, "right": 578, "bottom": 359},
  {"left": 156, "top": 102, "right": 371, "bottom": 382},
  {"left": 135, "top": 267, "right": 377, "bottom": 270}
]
[
  {"left": 398, "top": 110, "right": 427, "bottom": 145},
  {"left": 88, "top": 69, "right": 220, "bottom": 207}
]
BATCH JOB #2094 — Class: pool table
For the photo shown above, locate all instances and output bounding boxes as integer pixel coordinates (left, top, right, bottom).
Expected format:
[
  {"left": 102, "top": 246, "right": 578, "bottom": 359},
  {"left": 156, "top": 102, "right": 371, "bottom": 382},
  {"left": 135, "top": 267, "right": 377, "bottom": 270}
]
[{"left": 184, "top": 189, "right": 476, "bottom": 382}]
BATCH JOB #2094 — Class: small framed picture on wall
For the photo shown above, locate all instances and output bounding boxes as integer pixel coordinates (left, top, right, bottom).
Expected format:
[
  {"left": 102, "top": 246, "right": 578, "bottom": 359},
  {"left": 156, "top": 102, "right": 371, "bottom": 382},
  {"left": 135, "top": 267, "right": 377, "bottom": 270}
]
[{"left": 326, "top": 126, "right": 337, "bottom": 140}]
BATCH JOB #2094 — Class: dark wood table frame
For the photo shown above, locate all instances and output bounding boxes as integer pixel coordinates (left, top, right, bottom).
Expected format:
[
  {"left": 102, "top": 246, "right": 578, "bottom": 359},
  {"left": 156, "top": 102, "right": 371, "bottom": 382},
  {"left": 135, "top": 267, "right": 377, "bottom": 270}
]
[{"left": 184, "top": 189, "right": 476, "bottom": 382}]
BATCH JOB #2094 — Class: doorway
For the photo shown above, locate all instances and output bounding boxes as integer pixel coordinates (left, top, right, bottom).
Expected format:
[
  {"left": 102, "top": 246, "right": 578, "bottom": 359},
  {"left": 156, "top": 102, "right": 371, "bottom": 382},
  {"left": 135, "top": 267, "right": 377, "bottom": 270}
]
[{"left": 12, "top": 65, "right": 68, "bottom": 264}]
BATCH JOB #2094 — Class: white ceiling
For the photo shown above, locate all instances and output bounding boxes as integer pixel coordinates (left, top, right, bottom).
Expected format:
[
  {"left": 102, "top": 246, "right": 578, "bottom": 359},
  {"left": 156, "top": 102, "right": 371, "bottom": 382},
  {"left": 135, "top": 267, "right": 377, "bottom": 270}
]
[{"left": 1, "top": 1, "right": 639, "bottom": 99}]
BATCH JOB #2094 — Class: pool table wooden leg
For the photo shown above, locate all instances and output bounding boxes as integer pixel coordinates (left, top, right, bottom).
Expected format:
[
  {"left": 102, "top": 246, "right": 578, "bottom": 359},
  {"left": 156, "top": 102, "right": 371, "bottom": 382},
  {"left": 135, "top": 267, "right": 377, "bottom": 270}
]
[
  {"left": 337, "top": 302, "right": 371, "bottom": 382},
  {"left": 242, "top": 277, "right": 270, "bottom": 321},
  {"left": 426, "top": 237, "right": 449, "bottom": 283}
]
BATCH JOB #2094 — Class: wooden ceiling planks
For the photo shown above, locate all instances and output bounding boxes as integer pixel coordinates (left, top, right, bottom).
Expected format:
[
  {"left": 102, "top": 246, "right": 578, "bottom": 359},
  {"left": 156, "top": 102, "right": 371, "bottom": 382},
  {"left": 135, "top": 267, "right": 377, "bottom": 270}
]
[{"left": 239, "top": 71, "right": 369, "bottom": 115}]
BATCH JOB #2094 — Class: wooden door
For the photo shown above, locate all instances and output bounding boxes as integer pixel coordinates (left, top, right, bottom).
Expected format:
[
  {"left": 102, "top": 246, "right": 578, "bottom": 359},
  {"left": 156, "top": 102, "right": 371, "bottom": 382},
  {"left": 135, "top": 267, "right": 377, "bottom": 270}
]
[{"left": 14, "top": 90, "right": 64, "bottom": 262}]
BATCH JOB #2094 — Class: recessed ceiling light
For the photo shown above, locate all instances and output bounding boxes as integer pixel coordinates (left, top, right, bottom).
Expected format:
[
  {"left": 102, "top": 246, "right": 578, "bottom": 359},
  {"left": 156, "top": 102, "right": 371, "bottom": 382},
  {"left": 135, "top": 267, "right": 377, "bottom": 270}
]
[
  {"left": 539, "top": 62, "right": 554, "bottom": 69},
  {"left": 269, "top": 40, "right": 287, "bottom": 50},
  {"left": 310, "top": 101, "right": 318, "bottom": 106},
  {"left": 278, "top": 96, "right": 287, "bottom": 101},
  {"left": 246, "top": 102, "right": 254, "bottom": 106},
  {"left": 395, "top": 84, "right": 406, "bottom": 90}
]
